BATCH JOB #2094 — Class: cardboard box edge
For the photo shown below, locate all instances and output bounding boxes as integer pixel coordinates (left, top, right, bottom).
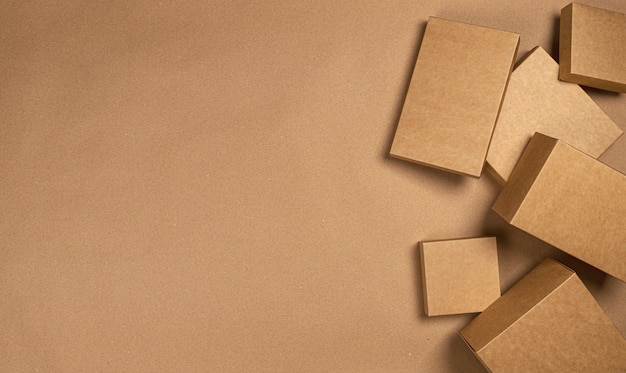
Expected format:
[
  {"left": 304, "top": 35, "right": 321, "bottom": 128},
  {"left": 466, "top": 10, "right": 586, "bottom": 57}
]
[
  {"left": 492, "top": 133, "right": 558, "bottom": 223},
  {"left": 418, "top": 242, "right": 431, "bottom": 316}
]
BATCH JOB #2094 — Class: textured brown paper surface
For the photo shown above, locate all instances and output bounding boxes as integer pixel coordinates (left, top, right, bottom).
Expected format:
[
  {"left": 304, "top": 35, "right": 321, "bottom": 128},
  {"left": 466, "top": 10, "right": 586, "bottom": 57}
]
[{"left": 1, "top": 1, "right": 626, "bottom": 372}]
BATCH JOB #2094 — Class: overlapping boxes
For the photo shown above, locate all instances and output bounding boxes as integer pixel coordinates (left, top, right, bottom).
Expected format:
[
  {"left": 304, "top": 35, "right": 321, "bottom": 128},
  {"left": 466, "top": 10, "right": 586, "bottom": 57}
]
[
  {"left": 390, "top": 16, "right": 519, "bottom": 177},
  {"left": 460, "top": 259, "right": 626, "bottom": 371},
  {"left": 391, "top": 2, "right": 626, "bottom": 371}
]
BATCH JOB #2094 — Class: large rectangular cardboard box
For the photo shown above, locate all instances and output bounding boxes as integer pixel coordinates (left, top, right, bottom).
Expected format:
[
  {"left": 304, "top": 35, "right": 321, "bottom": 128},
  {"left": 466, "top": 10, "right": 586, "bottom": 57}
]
[
  {"left": 492, "top": 133, "right": 626, "bottom": 282},
  {"left": 390, "top": 17, "right": 519, "bottom": 177},
  {"left": 486, "top": 46, "right": 622, "bottom": 185},
  {"left": 419, "top": 237, "right": 500, "bottom": 316},
  {"left": 559, "top": 3, "right": 626, "bottom": 93},
  {"left": 459, "top": 258, "right": 626, "bottom": 372}
]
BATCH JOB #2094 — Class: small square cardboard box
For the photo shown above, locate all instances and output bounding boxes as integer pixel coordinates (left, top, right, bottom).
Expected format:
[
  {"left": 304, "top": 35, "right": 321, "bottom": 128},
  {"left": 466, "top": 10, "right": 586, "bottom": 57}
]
[
  {"left": 459, "top": 258, "right": 626, "bottom": 372},
  {"left": 492, "top": 133, "right": 626, "bottom": 282},
  {"left": 560, "top": 3, "right": 626, "bottom": 92},
  {"left": 390, "top": 17, "right": 519, "bottom": 177},
  {"left": 486, "top": 46, "right": 622, "bottom": 185},
  {"left": 419, "top": 237, "right": 500, "bottom": 316}
]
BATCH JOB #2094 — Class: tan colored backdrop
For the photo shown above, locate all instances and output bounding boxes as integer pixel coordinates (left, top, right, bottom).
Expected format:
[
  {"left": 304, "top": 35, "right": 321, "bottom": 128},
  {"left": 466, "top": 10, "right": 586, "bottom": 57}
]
[{"left": 1, "top": 1, "right": 625, "bottom": 371}]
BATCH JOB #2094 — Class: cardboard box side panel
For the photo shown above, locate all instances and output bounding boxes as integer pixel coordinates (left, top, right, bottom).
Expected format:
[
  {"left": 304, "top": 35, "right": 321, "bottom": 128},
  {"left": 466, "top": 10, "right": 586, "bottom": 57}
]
[
  {"left": 558, "top": 3, "right": 573, "bottom": 80},
  {"left": 559, "top": 72, "right": 626, "bottom": 94},
  {"left": 511, "top": 141, "right": 626, "bottom": 282},
  {"left": 477, "top": 276, "right": 626, "bottom": 372},
  {"left": 459, "top": 259, "right": 573, "bottom": 351},
  {"left": 390, "top": 17, "right": 519, "bottom": 177},
  {"left": 492, "top": 133, "right": 557, "bottom": 222},
  {"left": 389, "top": 153, "right": 480, "bottom": 178},
  {"left": 488, "top": 46, "right": 622, "bottom": 184},
  {"left": 458, "top": 333, "right": 494, "bottom": 373},
  {"left": 419, "top": 242, "right": 430, "bottom": 316},
  {"left": 484, "top": 161, "right": 506, "bottom": 186}
]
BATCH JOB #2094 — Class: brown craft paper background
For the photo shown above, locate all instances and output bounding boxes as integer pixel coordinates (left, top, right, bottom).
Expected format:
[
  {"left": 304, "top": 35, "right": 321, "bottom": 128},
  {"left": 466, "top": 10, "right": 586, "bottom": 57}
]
[{"left": 1, "top": 1, "right": 625, "bottom": 371}]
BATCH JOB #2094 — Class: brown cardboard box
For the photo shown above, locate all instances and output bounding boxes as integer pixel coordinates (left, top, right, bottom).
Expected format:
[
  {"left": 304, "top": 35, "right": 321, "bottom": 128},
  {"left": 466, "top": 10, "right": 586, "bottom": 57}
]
[
  {"left": 2, "top": 2, "right": 626, "bottom": 372},
  {"left": 492, "top": 133, "right": 626, "bottom": 282},
  {"left": 486, "top": 46, "right": 622, "bottom": 185},
  {"left": 460, "top": 258, "right": 626, "bottom": 372},
  {"left": 559, "top": 3, "right": 626, "bottom": 93},
  {"left": 419, "top": 237, "right": 500, "bottom": 316},
  {"left": 390, "top": 17, "right": 519, "bottom": 177}
]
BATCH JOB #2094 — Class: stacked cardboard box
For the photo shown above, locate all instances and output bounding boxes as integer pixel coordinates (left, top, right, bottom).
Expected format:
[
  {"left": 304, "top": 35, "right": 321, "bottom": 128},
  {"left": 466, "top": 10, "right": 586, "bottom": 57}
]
[
  {"left": 392, "top": 3, "right": 626, "bottom": 371},
  {"left": 493, "top": 132, "right": 626, "bottom": 283},
  {"left": 390, "top": 17, "right": 519, "bottom": 177},
  {"left": 486, "top": 46, "right": 622, "bottom": 185}
]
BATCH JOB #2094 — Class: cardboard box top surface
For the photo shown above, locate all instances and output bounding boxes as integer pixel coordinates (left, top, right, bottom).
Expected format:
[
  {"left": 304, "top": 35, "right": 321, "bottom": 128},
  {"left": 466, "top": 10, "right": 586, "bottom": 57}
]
[
  {"left": 486, "top": 46, "right": 622, "bottom": 185},
  {"left": 560, "top": 3, "right": 626, "bottom": 92},
  {"left": 493, "top": 133, "right": 626, "bottom": 282},
  {"left": 419, "top": 237, "right": 500, "bottom": 316},
  {"left": 460, "top": 259, "right": 626, "bottom": 372},
  {"left": 390, "top": 17, "right": 519, "bottom": 177}
]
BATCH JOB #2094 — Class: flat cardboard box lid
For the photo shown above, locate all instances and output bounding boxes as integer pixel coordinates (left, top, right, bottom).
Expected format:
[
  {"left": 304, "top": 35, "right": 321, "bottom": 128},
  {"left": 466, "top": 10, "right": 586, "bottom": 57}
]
[
  {"left": 486, "top": 46, "right": 622, "bottom": 185},
  {"left": 460, "top": 259, "right": 626, "bottom": 372},
  {"left": 559, "top": 2, "right": 626, "bottom": 92},
  {"left": 492, "top": 133, "right": 626, "bottom": 282},
  {"left": 419, "top": 237, "right": 500, "bottom": 316},
  {"left": 390, "top": 17, "right": 519, "bottom": 177}
]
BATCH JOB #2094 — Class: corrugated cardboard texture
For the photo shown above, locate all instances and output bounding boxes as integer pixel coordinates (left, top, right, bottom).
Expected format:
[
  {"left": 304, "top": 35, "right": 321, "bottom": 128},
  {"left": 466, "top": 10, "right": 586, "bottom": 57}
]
[
  {"left": 419, "top": 237, "right": 500, "bottom": 316},
  {"left": 486, "top": 46, "right": 622, "bottom": 185},
  {"left": 493, "top": 133, "right": 626, "bottom": 282},
  {"left": 460, "top": 259, "right": 626, "bottom": 372},
  {"left": 2, "top": 1, "right": 626, "bottom": 372},
  {"left": 390, "top": 17, "right": 519, "bottom": 177},
  {"left": 559, "top": 3, "right": 626, "bottom": 92}
]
